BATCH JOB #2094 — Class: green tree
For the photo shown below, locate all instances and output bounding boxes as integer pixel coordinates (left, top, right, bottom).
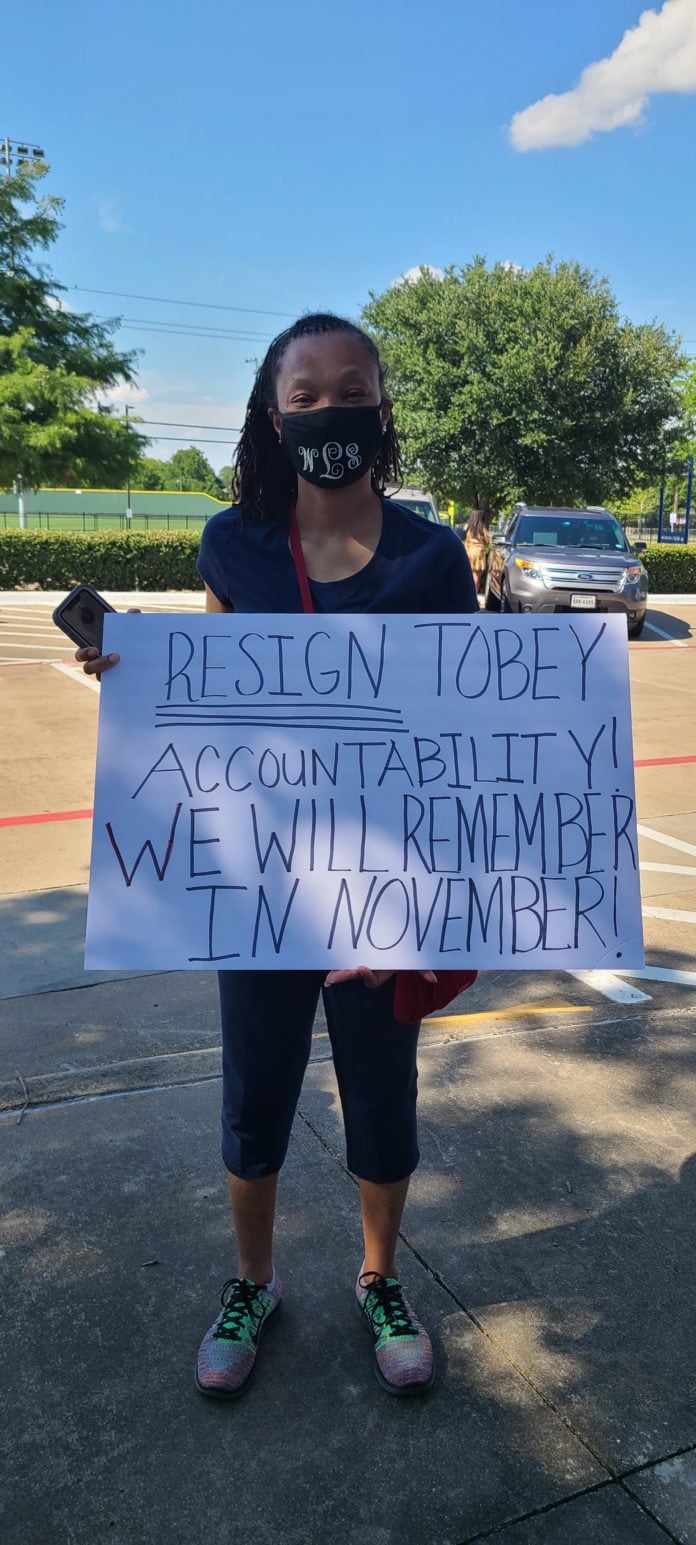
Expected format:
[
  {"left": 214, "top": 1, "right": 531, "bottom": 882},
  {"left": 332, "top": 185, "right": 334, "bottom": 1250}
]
[
  {"left": 167, "top": 446, "right": 222, "bottom": 495},
  {"left": 363, "top": 259, "right": 685, "bottom": 512},
  {"left": 218, "top": 463, "right": 235, "bottom": 498},
  {"left": 604, "top": 359, "right": 696, "bottom": 520},
  {"left": 0, "top": 163, "right": 145, "bottom": 488},
  {"left": 133, "top": 456, "right": 170, "bottom": 489}
]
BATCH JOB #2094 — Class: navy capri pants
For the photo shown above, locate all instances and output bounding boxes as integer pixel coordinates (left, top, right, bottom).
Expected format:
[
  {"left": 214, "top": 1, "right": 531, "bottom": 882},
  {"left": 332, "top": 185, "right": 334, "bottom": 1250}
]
[{"left": 218, "top": 970, "right": 421, "bottom": 1185}]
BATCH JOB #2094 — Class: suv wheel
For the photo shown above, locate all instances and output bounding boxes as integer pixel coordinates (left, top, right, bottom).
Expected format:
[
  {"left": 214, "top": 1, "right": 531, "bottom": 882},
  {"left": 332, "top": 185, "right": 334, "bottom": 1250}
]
[{"left": 628, "top": 616, "right": 645, "bottom": 639}]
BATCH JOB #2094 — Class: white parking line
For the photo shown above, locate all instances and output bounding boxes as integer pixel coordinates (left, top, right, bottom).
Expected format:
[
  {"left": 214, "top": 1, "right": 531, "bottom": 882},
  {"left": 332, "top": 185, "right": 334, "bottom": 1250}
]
[
  {"left": 641, "top": 861, "right": 696, "bottom": 876},
  {"left": 616, "top": 966, "right": 696, "bottom": 987},
  {"left": 567, "top": 970, "right": 652, "bottom": 1004},
  {"left": 643, "top": 620, "right": 688, "bottom": 646},
  {"left": 642, "top": 906, "right": 696, "bottom": 924},
  {"left": 0, "top": 642, "right": 74, "bottom": 653},
  {"left": 50, "top": 661, "right": 101, "bottom": 694},
  {"left": 0, "top": 627, "right": 71, "bottom": 639},
  {"left": 637, "top": 824, "right": 696, "bottom": 859}
]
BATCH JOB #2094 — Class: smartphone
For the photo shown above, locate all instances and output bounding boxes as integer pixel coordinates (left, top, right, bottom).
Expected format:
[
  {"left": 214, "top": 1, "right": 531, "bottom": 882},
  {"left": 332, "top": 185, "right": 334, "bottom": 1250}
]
[{"left": 52, "top": 583, "right": 117, "bottom": 652}]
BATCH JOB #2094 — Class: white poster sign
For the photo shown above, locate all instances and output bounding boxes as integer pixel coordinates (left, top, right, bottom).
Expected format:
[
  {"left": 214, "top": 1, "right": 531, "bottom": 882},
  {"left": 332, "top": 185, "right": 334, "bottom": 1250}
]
[{"left": 85, "top": 612, "right": 644, "bottom": 972}]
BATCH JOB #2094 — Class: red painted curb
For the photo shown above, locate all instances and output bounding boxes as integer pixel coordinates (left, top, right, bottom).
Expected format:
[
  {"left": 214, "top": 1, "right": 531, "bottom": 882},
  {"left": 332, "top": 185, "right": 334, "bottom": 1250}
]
[
  {"left": 0, "top": 808, "right": 93, "bottom": 829},
  {"left": 634, "top": 754, "right": 696, "bottom": 768}
]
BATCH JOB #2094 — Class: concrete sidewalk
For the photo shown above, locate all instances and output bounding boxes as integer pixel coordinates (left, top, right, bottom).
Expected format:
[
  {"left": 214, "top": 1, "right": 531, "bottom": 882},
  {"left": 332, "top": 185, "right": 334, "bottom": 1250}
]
[{"left": 2, "top": 968, "right": 695, "bottom": 1545}]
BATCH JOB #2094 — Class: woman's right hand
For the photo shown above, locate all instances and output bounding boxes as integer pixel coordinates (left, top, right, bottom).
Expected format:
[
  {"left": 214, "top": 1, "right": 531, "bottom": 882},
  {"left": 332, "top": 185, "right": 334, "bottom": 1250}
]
[
  {"left": 75, "top": 606, "right": 140, "bottom": 676},
  {"left": 75, "top": 644, "right": 120, "bottom": 678}
]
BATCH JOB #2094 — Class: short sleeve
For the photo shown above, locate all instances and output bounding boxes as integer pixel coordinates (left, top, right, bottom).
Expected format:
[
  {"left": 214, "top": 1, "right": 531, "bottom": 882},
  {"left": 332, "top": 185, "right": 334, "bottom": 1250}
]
[
  {"left": 425, "top": 530, "right": 479, "bottom": 614},
  {"left": 196, "top": 511, "right": 234, "bottom": 608}
]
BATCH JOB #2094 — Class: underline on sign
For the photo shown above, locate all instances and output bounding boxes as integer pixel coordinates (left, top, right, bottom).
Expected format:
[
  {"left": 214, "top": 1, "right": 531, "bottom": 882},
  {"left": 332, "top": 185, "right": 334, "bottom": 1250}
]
[
  {"left": 154, "top": 719, "right": 410, "bottom": 732},
  {"left": 154, "top": 701, "right": 404, "bottom": 716}
]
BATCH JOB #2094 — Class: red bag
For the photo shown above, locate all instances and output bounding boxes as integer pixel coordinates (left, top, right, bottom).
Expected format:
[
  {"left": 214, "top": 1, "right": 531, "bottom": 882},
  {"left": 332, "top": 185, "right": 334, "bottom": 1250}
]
[
  {"left": 289, "top": 508, "right": 478, "bottom": 1024},
  {"left": 393, "top": 969, "right": 478, "bottom": 1026}
]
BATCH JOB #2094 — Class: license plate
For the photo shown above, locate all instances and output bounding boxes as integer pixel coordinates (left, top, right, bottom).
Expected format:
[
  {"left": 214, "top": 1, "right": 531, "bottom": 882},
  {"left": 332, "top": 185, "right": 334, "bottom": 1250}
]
[{"left": 570, "top": 594, "right": 597, "bottom": 610}]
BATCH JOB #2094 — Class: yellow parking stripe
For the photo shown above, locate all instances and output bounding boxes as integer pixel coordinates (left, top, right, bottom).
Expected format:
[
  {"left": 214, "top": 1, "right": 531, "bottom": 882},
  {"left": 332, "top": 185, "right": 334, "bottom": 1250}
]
[
  {"left": 425, "top": 1005, "right": 594, "bottom": 1027},
  {"left": 311, "top": 1003, "right": 595, "bottom": 1043}
]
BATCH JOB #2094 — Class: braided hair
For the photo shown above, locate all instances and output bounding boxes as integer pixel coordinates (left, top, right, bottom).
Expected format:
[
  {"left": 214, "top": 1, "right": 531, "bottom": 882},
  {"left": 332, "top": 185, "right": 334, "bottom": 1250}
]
[{"left": 233, "top": 312, "right": 402, "bottom": 523}]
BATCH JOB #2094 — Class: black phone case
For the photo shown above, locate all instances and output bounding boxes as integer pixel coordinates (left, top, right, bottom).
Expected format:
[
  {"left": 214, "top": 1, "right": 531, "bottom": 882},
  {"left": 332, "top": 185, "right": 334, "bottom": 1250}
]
[{"left": 52, "top": 584, "right": 116, "bottom": 652}]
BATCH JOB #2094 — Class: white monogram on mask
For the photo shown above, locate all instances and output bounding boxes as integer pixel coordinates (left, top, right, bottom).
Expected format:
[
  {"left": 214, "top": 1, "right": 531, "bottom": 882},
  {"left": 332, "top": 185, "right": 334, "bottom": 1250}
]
[
  {"left": 297, "top": 441, "right": 364, "bottom": 480},
  {"left": 298, "top": 446, "right": 319, "bottom": 475}
]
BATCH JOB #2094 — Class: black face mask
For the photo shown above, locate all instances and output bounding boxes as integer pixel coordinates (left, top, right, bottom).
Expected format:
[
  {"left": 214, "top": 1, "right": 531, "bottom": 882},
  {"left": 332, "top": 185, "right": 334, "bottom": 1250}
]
[{"left": 278, "top": 405, "right": 384, "bottom": 489}]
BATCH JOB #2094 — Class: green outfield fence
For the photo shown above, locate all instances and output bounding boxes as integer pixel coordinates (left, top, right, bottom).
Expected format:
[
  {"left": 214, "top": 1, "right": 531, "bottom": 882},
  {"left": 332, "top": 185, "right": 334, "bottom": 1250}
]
[{"left": 0, "top": 509, "right": 663, "bottom": 540}]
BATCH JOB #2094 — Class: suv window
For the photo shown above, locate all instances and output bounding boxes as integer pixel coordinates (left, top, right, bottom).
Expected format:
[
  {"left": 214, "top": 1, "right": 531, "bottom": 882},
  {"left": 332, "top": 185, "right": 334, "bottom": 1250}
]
[
  {"left": 516, "top": 515, "right": 628, "bottom": 552},
  {"left": 398, "top": 498, "right": 438, "bottom": 522}
]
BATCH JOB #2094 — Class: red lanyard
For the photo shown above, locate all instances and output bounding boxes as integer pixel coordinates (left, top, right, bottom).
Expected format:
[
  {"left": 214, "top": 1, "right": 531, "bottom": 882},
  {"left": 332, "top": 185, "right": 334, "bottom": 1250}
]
[{"left": 288, "top": 506, "right": 315, "bottom": 615}]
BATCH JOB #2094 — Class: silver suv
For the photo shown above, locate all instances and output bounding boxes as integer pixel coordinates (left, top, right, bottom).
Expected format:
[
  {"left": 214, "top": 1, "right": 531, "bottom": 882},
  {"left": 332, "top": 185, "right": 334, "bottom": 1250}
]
[{"left": 484, "top": 505, "right": 648, "bottom": 639}]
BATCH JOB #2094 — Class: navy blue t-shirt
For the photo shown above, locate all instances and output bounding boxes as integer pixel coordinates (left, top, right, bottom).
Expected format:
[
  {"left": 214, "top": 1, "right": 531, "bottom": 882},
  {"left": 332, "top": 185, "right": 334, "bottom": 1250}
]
[{"left": 197, "top": 499, "right": 478, "bottom": 615}]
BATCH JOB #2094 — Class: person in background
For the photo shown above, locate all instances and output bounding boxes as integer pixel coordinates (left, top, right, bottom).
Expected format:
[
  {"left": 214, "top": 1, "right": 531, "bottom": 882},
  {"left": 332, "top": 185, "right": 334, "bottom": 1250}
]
[{"left": 464, "top": 509, "right": 492, "bottom": 595}]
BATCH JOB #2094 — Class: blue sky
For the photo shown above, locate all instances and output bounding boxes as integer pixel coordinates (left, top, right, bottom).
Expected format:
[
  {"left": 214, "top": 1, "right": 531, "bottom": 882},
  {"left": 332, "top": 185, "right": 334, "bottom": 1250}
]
[{"left": 4, "top": 0, "right": 695, "bottom": 468}]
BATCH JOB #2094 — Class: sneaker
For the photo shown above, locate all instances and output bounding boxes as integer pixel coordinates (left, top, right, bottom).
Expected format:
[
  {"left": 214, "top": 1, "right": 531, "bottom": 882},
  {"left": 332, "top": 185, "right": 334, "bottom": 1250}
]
[
  {"left": 355, "top": 1271, "right": 435, "bottom": 1395},
  {"left": 195, "top": 1268, "right": 282, "bottom": 1400}
]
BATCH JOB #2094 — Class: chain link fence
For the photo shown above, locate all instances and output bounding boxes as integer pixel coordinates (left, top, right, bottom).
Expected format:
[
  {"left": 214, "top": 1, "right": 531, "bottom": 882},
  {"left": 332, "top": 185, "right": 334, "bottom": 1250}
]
[
  {"left": 0, "top": 511, "right": 209, "bottom": 531},
  {"left": 0, "top": 509, "right": 670, "bottom": 542}
]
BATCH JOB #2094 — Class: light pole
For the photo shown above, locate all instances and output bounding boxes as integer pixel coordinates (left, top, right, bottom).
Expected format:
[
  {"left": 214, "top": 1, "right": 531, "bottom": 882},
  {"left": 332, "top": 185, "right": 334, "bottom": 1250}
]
[
  {"left": 13, "top": 475, "right": 26, "bottom": 530},
  {"left": 3, "top": 141, "right": 46, "bottom": 525},
  {"left": 1, "top": 138, "right": 45, "bottom": 178},
  {"left": 2, "top": 139, "right": 45, "bottom": 271},
  {"left": 124, "top": 405, "right": 133, "bottom": 525}
]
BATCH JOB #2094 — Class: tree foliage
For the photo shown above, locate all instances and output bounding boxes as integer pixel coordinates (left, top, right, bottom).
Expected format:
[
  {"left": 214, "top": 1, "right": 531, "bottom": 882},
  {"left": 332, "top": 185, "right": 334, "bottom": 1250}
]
[
  {"left": 0, "top": 163, "right": 145, "bottom": 487},
  {"left": 132, "top": 456, "right": 171, "bottom": 489},
  {"left": 363, "top": 258, "right": 686, "bottom": 511},
  {"left": 167, "top": 446, "right": 222, "bottom": 495},
  {"left": 132, "top": 448, "right": 225, "bottom": 494}
]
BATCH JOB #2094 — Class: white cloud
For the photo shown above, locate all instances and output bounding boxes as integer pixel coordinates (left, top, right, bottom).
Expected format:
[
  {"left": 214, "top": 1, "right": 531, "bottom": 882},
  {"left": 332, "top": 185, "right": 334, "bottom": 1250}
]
[
  {"left": 97, "top": 198, "right": 129, "bottom": 234},
  {"left": 45, "top": 293, "right": 73, "bottom": 312},
  {"left": 392, "top": 264, "right": 445, "bottom": 286},
  {"left": 102, "top": 382, "right": 150, "bottom": 405},
  {"left": 509, "top": 0, "right": 696, "bottom": 151}
]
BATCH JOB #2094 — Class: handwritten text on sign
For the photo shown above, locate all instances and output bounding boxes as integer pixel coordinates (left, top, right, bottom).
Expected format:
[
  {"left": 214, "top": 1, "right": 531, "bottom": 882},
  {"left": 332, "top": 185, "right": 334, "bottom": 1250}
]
[{"left": 85, "top": 613, "right": 644, "bottom": 971}]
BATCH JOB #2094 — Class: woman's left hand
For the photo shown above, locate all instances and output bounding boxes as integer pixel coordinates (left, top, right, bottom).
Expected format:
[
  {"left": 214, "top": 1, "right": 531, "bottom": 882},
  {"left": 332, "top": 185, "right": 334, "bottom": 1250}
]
[{"left": 324, "top": 967, "right": 437, "bottom": 990}]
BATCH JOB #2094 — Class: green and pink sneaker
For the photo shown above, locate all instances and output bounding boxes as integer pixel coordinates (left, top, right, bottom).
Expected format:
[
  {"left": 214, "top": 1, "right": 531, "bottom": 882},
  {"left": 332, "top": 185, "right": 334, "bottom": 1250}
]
[
  {"left": 356, "top": 1271, "right": 435, "bottom": 1395},
  {"left": 195, "top": 1269, "right": 282, "bottom": 1400}
]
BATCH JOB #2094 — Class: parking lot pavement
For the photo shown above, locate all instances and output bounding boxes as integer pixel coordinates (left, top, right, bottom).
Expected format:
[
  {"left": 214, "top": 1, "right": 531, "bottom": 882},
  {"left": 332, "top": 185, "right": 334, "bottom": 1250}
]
[{"left": 2, "top": 592, "right": 696, "bottom": 1543}]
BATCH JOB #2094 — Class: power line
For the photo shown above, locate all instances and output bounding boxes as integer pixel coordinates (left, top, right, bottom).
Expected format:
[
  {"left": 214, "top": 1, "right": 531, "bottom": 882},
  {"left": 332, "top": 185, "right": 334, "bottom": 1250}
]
[
  {"left": 91, "top": 311, "right": 274, "bottom": 341},
  {"left": 108, "top": 321, "right": 272, "bottom": 344},
  {"left": 134, "top": 434, "right": 238, "bottom": 446},
  {"left": 69, "top": 284, "right": 297, "bottom": 320},
  {"left": 134, "top": 417, "right": 242, "bottom": 432}
]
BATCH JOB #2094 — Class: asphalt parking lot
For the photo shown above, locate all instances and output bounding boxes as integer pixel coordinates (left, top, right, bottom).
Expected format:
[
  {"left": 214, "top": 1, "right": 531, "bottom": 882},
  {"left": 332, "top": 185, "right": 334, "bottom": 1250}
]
[{"left": 1, "top": 588, "right": 696, "bottom": 1544}]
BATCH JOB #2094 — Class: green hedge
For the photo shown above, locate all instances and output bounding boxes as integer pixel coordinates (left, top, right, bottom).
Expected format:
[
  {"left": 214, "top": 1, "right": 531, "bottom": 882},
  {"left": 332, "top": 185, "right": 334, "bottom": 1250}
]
[
  {"left": 0, "top": 530, "right": 203, "bottom": 590},
  {"left": 0, "top": 528, "right": 695, "bottom": 595},
  {"left": 640, "top": 543, "right": 696, "bottom": 593}
]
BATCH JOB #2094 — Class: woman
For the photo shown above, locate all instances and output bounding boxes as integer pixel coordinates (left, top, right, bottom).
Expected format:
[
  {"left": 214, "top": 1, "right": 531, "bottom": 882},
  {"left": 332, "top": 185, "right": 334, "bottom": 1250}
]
[
  {"left": 78, "top": 313, "right": 478, "bottom": 1401},
  {"left": 464, "top": 509, "right": 492, "bottom": 595}
]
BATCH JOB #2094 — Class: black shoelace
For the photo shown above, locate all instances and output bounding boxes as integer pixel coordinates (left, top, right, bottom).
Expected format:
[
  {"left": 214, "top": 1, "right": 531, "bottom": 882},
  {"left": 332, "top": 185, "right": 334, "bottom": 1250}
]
[
  {"left": 213, "top": 1277, "right": 268, "bottom": 1343},
  {"left": 359, "top": 1272, "right": 417, "bottom": 1338}
]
